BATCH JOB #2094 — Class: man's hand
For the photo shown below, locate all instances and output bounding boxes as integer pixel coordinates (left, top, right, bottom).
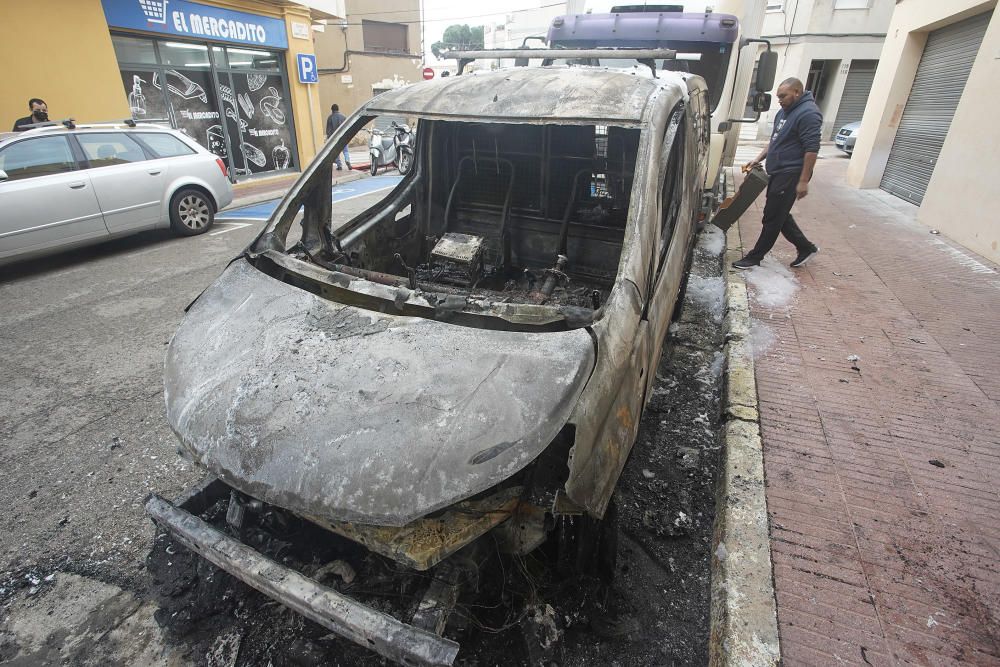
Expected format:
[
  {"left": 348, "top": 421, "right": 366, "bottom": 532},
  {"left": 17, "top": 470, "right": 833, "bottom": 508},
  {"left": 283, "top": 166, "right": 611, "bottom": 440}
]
[
  {"left": 743, "top": 160, "right": 761, "bottom": 173},
  {"left": 797, "top": 152, "right": 817, "bottom": 199}
]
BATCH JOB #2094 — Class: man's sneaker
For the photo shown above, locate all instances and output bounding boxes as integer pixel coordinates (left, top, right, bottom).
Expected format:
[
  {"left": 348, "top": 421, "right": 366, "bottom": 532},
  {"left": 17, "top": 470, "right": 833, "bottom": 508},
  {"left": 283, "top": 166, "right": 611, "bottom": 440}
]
[
  {"left": 732, "top": 257, "right": 759, "bottom": 270},
  {"left": 790, "top": 246, "right": 819, "bottom": 268}
]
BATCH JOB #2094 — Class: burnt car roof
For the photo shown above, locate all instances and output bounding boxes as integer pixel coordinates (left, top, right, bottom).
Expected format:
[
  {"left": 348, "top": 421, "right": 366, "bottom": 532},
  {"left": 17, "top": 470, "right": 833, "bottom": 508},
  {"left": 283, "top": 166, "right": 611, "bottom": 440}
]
[{"left": 363, "top": 67, "right": 680, "bottom": 125}]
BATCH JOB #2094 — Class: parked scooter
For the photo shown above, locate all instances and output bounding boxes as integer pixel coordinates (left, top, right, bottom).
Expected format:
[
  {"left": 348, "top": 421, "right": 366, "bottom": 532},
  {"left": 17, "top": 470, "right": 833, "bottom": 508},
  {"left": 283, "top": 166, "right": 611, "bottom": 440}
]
[{"left": 368, "top": 121, "right": 414, "bottom": 176}]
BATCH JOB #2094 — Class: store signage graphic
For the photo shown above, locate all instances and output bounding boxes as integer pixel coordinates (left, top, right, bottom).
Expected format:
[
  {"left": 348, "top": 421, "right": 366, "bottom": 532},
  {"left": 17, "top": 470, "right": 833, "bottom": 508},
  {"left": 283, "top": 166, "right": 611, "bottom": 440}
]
[
  {"left": 297, "top": 54, "right": 318, "bottom": 84},
  {"left": 102, "top": 0, "right": 289, "bottom": 49}
]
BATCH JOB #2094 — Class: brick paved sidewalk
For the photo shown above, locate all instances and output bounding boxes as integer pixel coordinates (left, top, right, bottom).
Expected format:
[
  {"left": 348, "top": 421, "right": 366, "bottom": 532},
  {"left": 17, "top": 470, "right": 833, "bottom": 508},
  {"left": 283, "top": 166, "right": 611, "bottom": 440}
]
[{"left": 736, "top": 156, "right": 1000, "bottom": 666}]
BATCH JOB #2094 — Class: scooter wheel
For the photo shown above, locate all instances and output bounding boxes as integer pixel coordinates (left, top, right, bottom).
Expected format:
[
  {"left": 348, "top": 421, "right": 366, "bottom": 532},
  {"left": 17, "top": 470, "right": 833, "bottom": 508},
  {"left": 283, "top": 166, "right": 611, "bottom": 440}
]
[
  {"left": 398, "top": 149, "right": 412, "bottom": 175},
  {"left": 370, "top": 159, "right": 378, "bottom": 176}
]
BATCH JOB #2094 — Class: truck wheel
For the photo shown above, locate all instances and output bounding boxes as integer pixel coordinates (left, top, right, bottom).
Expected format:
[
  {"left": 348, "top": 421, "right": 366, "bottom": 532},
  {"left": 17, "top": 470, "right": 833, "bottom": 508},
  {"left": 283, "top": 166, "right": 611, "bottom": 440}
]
[{"left": 170, "top": 188, "right": 214, "bottom": 236}]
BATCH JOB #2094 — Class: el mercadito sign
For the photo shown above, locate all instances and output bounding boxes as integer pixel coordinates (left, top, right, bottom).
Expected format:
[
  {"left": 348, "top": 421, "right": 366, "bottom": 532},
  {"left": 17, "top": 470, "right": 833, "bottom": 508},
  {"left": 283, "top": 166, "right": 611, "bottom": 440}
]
[{"left": 102, "top": 0, "right": 288, "bottom": 49}]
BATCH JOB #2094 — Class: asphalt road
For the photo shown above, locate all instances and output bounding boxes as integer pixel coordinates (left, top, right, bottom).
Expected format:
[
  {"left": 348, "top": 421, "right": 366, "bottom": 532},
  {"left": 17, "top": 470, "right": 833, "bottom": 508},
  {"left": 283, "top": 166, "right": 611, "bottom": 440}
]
[{"left": 0, "top": 177, "right": 401, "bottom": 665}]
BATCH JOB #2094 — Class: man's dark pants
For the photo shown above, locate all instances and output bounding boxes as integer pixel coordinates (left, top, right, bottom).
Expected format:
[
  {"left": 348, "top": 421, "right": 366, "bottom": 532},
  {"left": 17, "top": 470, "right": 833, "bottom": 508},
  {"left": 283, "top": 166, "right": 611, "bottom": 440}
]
[{"left": 744, "top": 170, "right": 814, "bottom": 263}]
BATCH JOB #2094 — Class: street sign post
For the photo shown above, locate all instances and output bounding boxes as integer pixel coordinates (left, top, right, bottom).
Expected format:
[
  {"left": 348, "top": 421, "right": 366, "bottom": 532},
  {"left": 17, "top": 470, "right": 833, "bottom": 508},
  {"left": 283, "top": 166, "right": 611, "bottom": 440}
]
[{"left": 297, "top": 53, "right": 318, "bottom": 84}]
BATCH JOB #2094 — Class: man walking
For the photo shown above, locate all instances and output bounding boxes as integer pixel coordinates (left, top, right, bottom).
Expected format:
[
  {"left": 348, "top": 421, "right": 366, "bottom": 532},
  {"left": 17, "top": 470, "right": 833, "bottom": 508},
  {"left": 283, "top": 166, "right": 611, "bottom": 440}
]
[
  {"left": 733, "top": 77, "right": 821, "bottom": 269},
  {"left": 325, "top": 103, "right": 352, "bottom": 171}
]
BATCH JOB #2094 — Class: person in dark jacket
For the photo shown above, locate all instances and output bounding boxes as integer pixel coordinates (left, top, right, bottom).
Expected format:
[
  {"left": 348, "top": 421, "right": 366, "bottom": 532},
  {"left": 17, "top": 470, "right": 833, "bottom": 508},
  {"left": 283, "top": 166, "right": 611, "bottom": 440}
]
[
  {"left": 12, "top": 98, "right": 49, "bottom": 131},
  {"left": 325, "top": 103, "right": 352, "bottom": 171},
  {"left": 733, "top": 78, "right": 821, "bottom": 269}
]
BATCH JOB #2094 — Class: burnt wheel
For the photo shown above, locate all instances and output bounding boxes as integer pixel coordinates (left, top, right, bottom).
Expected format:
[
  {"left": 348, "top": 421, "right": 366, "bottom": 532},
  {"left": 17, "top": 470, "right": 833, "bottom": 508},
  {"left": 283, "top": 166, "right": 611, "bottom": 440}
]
[
  {"left": 556, "top": 498, "right": 619, "bottom": 583},
  {"left": 170, "top": 188, "right": 214, "bottom": 236}
]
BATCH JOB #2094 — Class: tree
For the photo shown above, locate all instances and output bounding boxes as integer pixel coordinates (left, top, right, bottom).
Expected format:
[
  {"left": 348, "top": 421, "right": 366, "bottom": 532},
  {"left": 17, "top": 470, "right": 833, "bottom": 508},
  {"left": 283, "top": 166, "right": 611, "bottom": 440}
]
[{"left": 431, "top": 24, "right": 484, "bottom": 60}]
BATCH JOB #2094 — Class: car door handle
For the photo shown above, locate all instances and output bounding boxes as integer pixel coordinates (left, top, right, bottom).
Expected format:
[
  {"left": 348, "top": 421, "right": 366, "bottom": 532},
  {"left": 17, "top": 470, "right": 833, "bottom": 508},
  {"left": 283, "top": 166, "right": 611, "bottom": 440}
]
[
  {"left": 148, "top": 169, "right": 162, "bottom": 175},
  {"left": 69, "top": 181, "right": 87, "bottom": 189}
]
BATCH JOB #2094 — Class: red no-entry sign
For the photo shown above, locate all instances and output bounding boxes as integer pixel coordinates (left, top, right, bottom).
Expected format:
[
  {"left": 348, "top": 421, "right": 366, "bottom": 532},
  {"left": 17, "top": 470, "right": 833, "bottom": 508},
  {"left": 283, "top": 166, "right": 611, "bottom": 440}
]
[{"left": 422, "top": 67, "right": 435, "bottom": 80}]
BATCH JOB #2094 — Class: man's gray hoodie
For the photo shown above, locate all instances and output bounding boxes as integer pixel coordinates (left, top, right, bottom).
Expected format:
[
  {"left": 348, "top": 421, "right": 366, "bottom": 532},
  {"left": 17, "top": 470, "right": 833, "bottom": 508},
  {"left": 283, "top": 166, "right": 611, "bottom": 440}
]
[{"left": 766, "top": 90, "right": 822, "bottom": 176}]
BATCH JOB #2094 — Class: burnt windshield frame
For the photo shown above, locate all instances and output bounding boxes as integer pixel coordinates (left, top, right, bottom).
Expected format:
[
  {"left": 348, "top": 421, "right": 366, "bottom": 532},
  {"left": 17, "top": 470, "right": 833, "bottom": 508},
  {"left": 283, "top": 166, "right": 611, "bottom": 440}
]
[{"left": 248, "top": 112, "right": 649, "bottom": 330}]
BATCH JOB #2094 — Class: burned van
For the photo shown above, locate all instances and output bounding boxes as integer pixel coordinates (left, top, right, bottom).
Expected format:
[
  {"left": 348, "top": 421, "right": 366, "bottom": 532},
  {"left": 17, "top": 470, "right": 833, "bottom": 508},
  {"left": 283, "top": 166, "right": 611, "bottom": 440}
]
[{"left": 150, "top": 57, "right": 709, "bottom": 666}]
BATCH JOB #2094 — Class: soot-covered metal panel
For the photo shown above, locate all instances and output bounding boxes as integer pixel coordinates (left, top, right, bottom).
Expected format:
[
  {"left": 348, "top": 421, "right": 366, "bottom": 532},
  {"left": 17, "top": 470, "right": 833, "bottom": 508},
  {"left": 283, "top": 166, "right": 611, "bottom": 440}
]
[{"left": 164, "top": 260, "right": 596, "bottom": 527}]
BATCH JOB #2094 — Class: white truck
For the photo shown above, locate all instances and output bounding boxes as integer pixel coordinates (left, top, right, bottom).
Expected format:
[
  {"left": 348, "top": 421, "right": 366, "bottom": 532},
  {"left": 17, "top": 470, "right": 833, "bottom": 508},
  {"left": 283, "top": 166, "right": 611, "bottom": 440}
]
[{"left": 545, "top": 3, "right": 776, "bottom": 212}]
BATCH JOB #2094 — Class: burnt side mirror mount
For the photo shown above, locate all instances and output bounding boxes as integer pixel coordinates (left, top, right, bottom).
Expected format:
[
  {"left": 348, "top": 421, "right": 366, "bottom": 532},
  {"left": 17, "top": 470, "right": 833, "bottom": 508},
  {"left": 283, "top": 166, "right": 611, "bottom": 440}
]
[{"left": 752, "top": 92, "right": 772, "bottom": 113}]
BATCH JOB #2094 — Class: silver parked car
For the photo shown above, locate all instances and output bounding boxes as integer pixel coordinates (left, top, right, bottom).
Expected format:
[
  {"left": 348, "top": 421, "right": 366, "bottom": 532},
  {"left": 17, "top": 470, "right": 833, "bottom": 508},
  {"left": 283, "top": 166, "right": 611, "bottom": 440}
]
[
  {"left": 0, "top": 122, "right": 233, "bottom": 266},
  {"left": 834, "top": 121, "right": 860, "bottom": 156}
]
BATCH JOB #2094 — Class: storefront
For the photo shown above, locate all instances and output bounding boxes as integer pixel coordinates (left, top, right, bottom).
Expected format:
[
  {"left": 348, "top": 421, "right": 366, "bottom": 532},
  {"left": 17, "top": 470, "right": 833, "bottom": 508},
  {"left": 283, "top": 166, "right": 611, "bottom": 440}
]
[
  {"left": 1, "top": 0, "right": 333, "bottom": 182},
  {"left": 103, "top": 0, "right": 300, "bottom": 178}
]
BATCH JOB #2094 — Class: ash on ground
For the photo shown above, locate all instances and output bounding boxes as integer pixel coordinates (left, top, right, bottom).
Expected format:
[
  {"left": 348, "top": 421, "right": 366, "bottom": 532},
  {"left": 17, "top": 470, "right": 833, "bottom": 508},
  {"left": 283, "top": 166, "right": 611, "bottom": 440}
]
[{"left": 143, "top": 227, "right": 727, "bottom": 667}]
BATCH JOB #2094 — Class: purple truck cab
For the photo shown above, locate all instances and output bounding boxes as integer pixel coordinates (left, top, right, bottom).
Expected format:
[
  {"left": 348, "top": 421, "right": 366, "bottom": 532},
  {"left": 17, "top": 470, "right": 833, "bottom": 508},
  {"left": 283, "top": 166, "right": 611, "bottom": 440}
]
[{"left": 547, "top": 8, "right": 740, "bottom": 111}]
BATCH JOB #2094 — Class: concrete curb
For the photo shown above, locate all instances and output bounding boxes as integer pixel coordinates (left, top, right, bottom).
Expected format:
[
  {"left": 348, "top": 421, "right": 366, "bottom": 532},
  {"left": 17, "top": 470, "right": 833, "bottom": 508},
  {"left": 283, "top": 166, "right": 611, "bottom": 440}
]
[{"left": 708, "top": 221, "right": 781, "bottom": 667}]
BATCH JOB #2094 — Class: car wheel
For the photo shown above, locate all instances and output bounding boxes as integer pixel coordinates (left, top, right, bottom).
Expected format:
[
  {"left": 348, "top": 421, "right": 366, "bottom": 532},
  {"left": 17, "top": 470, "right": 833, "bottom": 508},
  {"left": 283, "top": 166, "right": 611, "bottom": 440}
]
[
  {"left": 170, "top": 188, "right": 214, "bottom": 236},
  {"left": 398, "top": 148, "right": 413, "bottom": 175}
]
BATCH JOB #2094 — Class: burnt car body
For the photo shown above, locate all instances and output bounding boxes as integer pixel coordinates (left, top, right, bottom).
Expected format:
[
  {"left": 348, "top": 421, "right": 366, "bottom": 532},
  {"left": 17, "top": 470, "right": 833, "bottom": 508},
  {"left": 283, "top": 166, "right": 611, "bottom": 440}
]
[{"left": 150, "top": 59, "right": 710, "bottom": 665}]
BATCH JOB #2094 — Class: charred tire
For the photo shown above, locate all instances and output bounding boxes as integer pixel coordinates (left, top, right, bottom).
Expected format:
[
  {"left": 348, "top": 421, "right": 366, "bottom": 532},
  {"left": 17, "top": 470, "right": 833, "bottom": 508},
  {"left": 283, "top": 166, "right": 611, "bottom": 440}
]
[
  {"left": 369, "top": 155, "right": 379, "bottom": 177},
  {"left": 556, "top": 498, "right": 619, "bottom": 583},
  {"left": 397, "top": 147, "right": 413, "bottom": 175},
  {"left": 169, "top": 188, "right": 215, "bottom": 236}
]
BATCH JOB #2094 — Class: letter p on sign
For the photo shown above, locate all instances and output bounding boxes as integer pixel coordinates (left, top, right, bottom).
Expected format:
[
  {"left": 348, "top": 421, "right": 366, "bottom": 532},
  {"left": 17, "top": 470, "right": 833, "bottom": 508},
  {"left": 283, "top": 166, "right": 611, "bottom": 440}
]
[{"left": 297, "top": 53, "right": 318, "bottom": 83}]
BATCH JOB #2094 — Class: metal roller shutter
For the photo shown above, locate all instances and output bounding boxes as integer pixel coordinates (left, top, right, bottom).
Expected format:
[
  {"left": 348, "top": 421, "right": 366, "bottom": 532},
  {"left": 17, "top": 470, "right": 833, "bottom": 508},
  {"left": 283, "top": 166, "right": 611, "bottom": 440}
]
[
  {"left": 373, "top": 115, "right": 406, "bottom": 133},
  {"left": 880, "top": 12, "right": 991, "bottom": 205},
  {"left": 830, "top": 60, "right": 878, "bottom": 139}
]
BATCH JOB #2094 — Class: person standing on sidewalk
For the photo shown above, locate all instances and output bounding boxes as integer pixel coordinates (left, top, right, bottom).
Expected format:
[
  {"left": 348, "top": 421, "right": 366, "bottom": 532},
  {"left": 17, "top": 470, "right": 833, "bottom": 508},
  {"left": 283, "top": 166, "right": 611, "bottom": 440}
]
[
  {"left": 733, "top": 78, "right": 821, "bottom": 269},
  {"left": 325, "top": 103, "right": 352, "bottom": 171}
]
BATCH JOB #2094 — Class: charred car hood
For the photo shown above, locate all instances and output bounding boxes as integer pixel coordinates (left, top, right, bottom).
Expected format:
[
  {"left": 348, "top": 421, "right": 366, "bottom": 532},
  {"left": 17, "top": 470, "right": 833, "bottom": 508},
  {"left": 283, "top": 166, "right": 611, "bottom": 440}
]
[{"left": 165, "top": 260, "right": 596, "bottom": 526}]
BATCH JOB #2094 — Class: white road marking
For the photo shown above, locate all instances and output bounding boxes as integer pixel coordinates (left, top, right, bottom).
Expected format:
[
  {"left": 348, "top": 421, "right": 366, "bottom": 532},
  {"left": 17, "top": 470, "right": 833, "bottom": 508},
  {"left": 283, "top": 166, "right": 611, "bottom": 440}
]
[
  {"left": 209, "top": 222, "right": 254, "bottom": 236},
  {"left": 333, "top": 185, "right": 395, "bottom": 203},
  {"left": 217, "top": 184, "right": 399, "bottom": 223}
]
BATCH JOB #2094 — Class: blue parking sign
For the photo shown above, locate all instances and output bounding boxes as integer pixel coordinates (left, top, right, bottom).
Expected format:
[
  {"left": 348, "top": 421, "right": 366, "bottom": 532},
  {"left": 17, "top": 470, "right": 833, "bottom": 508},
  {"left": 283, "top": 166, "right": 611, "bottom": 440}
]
[{"left": 297, "top": 53, "right": 318, "bottom": 84}]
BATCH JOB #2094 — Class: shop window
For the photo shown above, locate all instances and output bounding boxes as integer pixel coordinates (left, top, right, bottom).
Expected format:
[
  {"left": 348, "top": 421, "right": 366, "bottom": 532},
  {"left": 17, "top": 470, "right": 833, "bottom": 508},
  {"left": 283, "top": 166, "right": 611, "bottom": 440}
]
[
  {"left": 211, "top": 46, "right": 228, "bottom": 69},
  {"left": 160, "top": 42, "right": 212, "bottom": 69},
  {"left": 223, "top": 71, "right": 295, "bottom": 175},
  {"left": 160, "top": 68, "right": 223, "bottom": 156},
  {"left": 112, "top": 35, "right": 157, "bottom": 64},
  {"left": 76, "top": 132, "right": 148, "bottom": 166},
  {"left": 111, "top": 35, "right": 295, "bottom": 179},
  {"left": 0, "top": 137, "right": 76, "bottom": 181},
  {"left": 227, "top": 48, "right": 281, "bottom": 70},
  {"left": 120, "top": 69, "right": 171, "bottom": 121},
  {"left": 135, "top": 133, "right": 196, "bottom": 158},
  {"left": 362, "top": 20, "right": 408, "bottom": 54}
]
